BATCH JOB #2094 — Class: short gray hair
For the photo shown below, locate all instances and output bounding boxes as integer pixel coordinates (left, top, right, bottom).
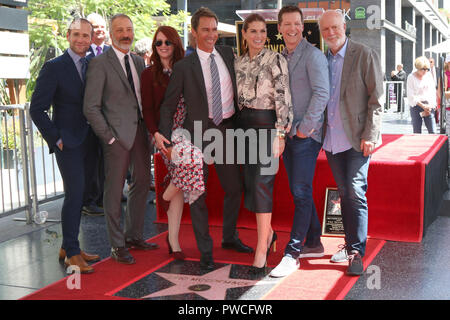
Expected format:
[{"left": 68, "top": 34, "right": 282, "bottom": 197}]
[{"left": 109, "top": 13, "right": 133, "bottom": 30}]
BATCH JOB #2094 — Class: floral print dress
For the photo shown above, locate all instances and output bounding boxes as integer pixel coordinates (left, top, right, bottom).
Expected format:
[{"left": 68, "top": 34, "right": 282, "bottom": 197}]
[{"left": 161, "top": 70, "right": 205, "bottom": 204}]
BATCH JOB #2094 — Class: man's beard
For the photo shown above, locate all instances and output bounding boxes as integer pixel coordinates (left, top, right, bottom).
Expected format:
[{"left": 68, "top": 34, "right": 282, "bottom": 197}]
[{"left": 112, "top": 37, "right": 132, "bottom": 51}]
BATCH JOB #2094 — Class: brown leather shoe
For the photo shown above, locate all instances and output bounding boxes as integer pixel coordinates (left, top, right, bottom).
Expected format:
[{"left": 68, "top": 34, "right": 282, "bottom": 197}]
[
  {"left": 64, "top": 255, "right": 94, "bottom": 274},
  {"left": 59, "top": 248, "right": 100, "bottom": 262}
]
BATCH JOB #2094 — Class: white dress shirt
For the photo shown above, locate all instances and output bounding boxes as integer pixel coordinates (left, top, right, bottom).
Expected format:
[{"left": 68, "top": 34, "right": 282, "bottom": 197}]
[
  {"left": 196, "top": 47, "right": 234, "bottom": 120},
  {"left": 90, "top": 43, "right": 105, "bottom": 56},
  {"left": 107, "top": 46, "right": 142, "bottom": 145},
  {"left": 407, "top": 72, "right": 437, "bottom": 108},
  {"left": 111, "top": 46, "right": 142, "bottom": 112}
]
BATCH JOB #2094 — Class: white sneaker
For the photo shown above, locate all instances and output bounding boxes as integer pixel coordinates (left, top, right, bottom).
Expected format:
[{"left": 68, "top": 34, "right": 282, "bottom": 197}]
[
  {"left": 269, "top": 256, "right": 300, "bottom": 278},
  {"left": 330, "top": 245, "right": 349, "bottom": 263}
]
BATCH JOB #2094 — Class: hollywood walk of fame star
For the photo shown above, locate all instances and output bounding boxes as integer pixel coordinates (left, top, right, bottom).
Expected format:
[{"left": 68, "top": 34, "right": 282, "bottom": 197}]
[
  {"left": 141, "top": 265, "right": 271, "bottom": 300},
  {"left": 331, "top": 199, "right": 341, "bottom": 215}
]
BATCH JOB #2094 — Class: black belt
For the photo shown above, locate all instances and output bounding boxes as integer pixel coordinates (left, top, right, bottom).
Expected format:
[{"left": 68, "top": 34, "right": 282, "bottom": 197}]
[{"left": 208, "top": 116, "right": 234, "bottom": 125}]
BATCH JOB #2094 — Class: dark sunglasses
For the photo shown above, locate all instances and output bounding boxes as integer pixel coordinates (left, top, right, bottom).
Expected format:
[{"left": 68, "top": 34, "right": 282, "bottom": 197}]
[
  {"left": 155, "top": 40, "right": 172, "bottom": 47},
  {"left": 420, "top": 68, "right": 430, "bottom": 71}
]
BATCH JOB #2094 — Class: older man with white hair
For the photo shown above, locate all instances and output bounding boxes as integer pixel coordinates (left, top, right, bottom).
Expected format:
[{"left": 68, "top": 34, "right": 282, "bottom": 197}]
[
  {"left": 318, "top": 10, "right": 383, "bottom": 276},
  {"left": 87, "top": 13, "right": 110, "bottom": 57}
]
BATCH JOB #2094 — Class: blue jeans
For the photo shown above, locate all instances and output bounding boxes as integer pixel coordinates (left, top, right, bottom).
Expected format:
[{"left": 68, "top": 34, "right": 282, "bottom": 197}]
[
  {"left": 325, "top": 148, "right": 370, "bottom": 257},
  {"left": 283, "top": 136, "right": 323, "bottom": 259},
  {"left": 410, "top": 105, "right": 436, "bottom": 134}
]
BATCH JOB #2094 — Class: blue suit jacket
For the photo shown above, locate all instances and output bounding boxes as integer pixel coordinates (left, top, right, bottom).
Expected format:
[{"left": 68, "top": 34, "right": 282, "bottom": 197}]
[
  {"left": 285, "top": 39, "right": 329, "bottom": 143},
  {"left": 30, "top": 50, "right": 89, "bottom": 153}
]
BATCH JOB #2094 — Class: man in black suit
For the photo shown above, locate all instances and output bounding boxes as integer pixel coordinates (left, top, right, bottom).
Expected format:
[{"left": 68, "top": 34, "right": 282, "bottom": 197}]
[
  {"left": 30, "top": 18, "right": 100, "bottom": 273},
  {"left": 156, "top": 7, "right": 253, "bottom": 270},
  {"left": 391, "top": 64, "right": 406, "bottom": 112},
  {"left": 86, "top": 13, "right": 111, "bottom": 57},
  {"left": 81, "top": 13, "right": 111, "bottom": 216}
]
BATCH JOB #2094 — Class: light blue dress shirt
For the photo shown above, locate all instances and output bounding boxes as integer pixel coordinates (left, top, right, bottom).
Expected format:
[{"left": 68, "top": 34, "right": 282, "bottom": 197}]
[
  {"left": 67, "top": 48, "right": 85, "bottom": 82},
  {"left": 322, "top": 39, "right": 353, "bottom": 154},
  {"left": 56, "top": 48, "right": 85, "bottom": 147}
]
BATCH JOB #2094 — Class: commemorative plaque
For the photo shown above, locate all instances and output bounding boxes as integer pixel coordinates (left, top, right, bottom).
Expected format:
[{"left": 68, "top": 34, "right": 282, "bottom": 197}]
[{"left": 322, "top": 188, "right": 344, "bottom": 236}]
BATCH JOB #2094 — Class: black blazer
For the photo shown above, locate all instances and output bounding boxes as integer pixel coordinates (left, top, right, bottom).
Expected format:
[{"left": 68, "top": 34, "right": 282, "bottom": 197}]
[
  {"left": 391, "top": 70, "right": 406, "bottom": 82},
  {"left": 158, "top": 45, "right": 238, "bottom": 141}
]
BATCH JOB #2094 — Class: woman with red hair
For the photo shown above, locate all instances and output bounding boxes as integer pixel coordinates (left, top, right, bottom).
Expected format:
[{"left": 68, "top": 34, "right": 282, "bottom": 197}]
[{"left": 141, "top": 26, "right": 205, "bottom": 260}]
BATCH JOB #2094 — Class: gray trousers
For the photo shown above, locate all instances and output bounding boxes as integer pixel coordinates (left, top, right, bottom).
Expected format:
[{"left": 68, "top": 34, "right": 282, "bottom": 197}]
[{"left": 102, "top": 122, "right": 151, "bottom": 248}]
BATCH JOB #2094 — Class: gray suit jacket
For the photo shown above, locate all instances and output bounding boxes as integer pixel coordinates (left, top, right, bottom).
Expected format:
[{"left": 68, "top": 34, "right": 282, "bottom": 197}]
[
  {"left": 83, "top": 48, "right": 146, "bottom": 150},
  {"left": 286, "top": 39, "right": 329, "bottom": 142},
  {"left": 329, "top": 39, "right": 383, "bottom": 151}
]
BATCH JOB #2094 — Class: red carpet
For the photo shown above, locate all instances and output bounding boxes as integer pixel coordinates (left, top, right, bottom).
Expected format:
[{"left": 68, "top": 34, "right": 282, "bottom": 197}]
[
  {"left": 155, "top": 134, "right": 448, "bottom": 243},
  {"left": 21, "top": 226, "right": 384, "bottom": 300}
]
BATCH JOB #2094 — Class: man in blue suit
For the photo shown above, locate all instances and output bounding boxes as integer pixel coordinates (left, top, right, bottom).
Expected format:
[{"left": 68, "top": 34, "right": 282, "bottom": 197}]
[
  {"left": 270, "top": 6, "right": 330, "bottom": 278},
  {"left": 30, "top": 18, "right": 100, "bottom": 274}
]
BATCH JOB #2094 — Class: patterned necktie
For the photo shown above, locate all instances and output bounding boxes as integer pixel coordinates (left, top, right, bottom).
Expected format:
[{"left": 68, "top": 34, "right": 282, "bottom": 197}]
[
  {"left": 124, "top": 54, "right": 136, "bottom": 97},
  {"left": 209, "top": 53, "right": 223, "bottom": 126},
  {"left": 124, "top": 54, "right": 142, "bottom": 120},
  {"left": 80, "top": 57, "right": 88, "bottom": 83},
  {"left": 96, "top": 46, "right": 102, "bottom": 56}
]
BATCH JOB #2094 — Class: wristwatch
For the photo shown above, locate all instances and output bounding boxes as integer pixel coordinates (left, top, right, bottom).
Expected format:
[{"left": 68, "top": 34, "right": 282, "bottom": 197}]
[{"left": 276, "top": 129, "right": 286, "bottom": 139}]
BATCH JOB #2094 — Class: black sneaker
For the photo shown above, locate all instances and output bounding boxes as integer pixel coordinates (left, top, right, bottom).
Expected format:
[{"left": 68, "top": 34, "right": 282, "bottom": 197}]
[
  {"left": 346, "top": 250, "right": 364, "bottom": 276},
  {"left": 299, "top": 242, "right": 325, "bottom": 258}
]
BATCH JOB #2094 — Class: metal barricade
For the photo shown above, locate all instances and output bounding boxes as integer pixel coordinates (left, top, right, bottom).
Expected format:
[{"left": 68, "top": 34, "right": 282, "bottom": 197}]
[
  {"left": 385, "top": 81, "right": 405, "bottom": 115},
  {"left": 0, "top": 103, "right": 63, "bottom": 223}
]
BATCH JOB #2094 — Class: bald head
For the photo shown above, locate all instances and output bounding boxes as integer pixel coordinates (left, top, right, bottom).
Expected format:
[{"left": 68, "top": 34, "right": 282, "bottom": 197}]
[
  {"left": 87, "top": 13, "right": 107, "bottom": 46},
  {"left": 319, "top": 10, "right": 347, "bottom": 55}
]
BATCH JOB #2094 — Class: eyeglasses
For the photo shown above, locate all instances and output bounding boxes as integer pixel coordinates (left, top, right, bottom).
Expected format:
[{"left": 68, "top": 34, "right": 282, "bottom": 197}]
[
  {"left": 155, "top": 40, "right": 172, "bottom": 47},
  {"left": 420, "top": 68, "right": 430, "bottom": 71}
]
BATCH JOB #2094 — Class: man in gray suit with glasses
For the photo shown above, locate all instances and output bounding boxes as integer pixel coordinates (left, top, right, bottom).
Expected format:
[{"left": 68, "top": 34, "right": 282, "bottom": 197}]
[{"left": 84, "top": 14, "right": 158, "bottom": 265}]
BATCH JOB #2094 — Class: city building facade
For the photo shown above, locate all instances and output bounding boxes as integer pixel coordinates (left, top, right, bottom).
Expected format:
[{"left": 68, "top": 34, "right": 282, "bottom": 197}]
[{"left": 169, "top": 0, "right": 449, "bottom": 77}]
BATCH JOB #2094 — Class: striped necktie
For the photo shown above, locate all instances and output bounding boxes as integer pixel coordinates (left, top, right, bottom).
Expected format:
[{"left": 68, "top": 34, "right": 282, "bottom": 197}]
[
  {"left": 124, "top": 54, "right": 142, "bottom": 121},
  {"left": 209, "top": 53, "right": 223, "bottom": 126}
]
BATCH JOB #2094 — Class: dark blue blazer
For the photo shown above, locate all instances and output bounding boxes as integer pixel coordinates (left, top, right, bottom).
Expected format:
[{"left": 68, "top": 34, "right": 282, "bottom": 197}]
[{"left": 30, "top": 50, "right": 89, "bottom": 153}]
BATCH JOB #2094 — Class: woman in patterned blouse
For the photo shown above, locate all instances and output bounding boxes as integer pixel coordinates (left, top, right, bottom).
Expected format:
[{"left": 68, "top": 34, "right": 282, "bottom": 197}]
[{"left": 235, "top": 13, "right": 293, "bottom": 275}]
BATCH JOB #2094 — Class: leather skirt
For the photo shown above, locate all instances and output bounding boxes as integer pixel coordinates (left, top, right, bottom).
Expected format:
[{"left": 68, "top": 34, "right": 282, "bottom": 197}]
[{"left": 237, "top": 107, "right": 277, "bottom": 213}]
